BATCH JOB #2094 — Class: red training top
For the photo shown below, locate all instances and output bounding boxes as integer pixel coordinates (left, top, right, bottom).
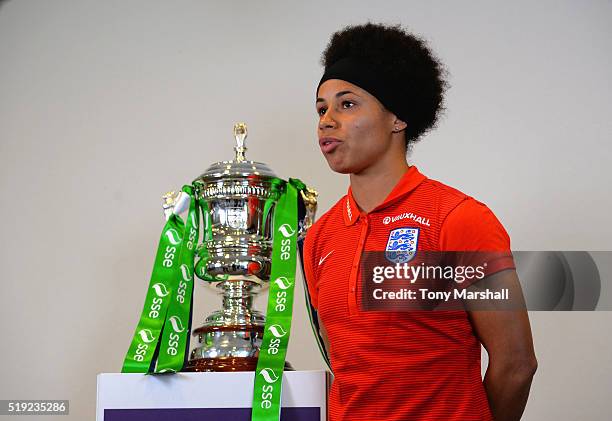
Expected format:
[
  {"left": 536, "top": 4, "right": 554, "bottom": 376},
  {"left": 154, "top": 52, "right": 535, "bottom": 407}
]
[{"left": 303, "top": 166, "right": 515, "bottom": 421}]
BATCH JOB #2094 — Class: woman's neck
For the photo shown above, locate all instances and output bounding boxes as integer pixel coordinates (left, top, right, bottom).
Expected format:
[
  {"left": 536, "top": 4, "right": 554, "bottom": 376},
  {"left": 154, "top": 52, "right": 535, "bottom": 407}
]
[{"left": 349, "top": 158, "right": 410, "bottom": 213}]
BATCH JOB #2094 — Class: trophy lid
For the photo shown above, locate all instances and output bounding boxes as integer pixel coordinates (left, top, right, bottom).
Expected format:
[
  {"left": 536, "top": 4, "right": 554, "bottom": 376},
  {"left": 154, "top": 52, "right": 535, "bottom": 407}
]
[{"left": 194, "top": 123, "right": 278, "bottom": 183}]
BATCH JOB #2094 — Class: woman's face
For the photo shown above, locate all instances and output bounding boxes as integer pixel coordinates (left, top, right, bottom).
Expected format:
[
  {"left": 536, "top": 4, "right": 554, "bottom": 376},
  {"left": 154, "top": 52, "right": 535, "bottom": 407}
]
[{"left": 316, "top": 79, "right": 401, "bottom": 175}]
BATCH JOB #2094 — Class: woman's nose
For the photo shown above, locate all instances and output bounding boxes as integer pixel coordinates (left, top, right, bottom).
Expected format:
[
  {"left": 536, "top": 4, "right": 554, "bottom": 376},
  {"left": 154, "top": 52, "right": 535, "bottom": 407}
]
[{"left": 319, "top": 110, "right": 337, "bottom": 130}]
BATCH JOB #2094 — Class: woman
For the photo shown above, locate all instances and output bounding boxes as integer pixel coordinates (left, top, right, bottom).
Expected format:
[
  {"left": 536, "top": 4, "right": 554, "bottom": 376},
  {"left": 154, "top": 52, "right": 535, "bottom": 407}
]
[{"left": 303, "top": 23, "right": 537, "bottom": 421}]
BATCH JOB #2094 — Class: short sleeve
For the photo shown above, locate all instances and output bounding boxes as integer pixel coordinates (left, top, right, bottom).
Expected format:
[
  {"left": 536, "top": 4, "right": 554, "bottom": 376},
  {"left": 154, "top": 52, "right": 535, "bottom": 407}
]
[
  {"left": 302, "top": 228, "right": 319, "bottom": 310},
  {"left": 439, "top": 199, "right": 515, "bottom": 277}
]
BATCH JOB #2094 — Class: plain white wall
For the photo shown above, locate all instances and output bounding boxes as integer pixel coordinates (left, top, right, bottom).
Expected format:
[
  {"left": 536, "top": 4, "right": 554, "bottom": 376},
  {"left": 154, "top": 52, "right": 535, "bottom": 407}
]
[{"left": 0, "top": 0, "right": 610, "bottom": 419}]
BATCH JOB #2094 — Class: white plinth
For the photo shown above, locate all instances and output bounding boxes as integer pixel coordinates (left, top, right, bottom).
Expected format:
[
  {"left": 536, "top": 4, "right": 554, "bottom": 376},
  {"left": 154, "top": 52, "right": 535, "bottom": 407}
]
[{"left": 96, "top": 370, "right": 328, "bottom": 421}]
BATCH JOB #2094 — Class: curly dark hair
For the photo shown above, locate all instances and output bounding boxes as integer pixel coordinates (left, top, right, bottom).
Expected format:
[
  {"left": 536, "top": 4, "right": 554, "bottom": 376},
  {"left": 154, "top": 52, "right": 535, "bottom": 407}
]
[{"left": 321, "top": 22, "right": 449, "bottom": 146}]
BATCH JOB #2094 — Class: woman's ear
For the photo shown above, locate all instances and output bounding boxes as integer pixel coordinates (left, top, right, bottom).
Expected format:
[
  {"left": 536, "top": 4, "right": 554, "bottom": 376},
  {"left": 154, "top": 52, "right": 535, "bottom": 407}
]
[{"left": 392, "top": 118, "right": 407, "bottom": 133}]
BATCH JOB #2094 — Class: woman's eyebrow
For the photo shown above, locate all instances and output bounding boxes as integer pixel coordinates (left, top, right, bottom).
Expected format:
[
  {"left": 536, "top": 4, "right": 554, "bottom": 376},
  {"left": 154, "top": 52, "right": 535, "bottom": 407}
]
[
  {"left": 316, "top": 90, "right": 357, "bottom": 103},
  {"left": 335, "top": 90, "right": 356, "bottom": 97}
]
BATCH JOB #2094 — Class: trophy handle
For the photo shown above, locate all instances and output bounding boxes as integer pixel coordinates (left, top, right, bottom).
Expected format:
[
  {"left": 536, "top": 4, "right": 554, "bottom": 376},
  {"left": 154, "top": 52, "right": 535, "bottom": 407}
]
[
  {"left": 298, "top": 186, "right": 318, "bottom": 240},
  {"left": 162, "top": 189, "right": 190, "bottom": 220}
]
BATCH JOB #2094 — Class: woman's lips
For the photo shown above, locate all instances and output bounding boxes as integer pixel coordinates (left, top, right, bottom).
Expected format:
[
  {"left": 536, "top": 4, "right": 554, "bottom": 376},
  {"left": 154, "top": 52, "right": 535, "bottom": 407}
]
[{"left": 319, "top": 137, "right": 342, "bottom": 153}]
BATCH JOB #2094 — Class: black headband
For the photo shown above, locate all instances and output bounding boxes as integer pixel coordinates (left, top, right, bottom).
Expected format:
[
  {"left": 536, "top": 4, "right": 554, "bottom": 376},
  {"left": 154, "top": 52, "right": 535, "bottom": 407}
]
[{"left": 317, "top": 57, "right": 406, "bottom": 123}]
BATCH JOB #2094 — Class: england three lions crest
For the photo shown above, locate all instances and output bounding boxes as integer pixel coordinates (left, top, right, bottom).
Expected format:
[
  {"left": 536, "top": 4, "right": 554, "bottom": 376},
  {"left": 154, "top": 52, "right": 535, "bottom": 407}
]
[{"left": 385, "top": 227, "right": 419, "bottom": 264}]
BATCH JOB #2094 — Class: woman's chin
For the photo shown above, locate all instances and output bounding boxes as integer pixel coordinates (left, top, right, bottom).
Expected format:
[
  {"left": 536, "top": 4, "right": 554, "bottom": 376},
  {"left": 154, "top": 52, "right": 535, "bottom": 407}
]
[{"left": 326, "top": 159, "right": 353, "bottom": 174}]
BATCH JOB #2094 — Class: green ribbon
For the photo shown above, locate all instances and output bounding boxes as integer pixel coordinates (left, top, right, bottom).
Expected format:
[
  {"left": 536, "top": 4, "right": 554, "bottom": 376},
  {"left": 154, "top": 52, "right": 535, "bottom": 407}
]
[
  {"left": 156, "top": 186, "right": 199, "bottom": 372},
  {"left": 251, "top": 180, "right": 299, "bottom": 421},
  {"left": 121, "top": 185, "right": 198, "bottom": 373}
]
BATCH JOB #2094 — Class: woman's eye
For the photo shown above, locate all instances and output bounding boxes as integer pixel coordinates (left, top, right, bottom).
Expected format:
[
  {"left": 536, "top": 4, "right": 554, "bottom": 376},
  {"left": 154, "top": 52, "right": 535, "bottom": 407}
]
[
  {"left": 317, "top": 107, "right": 327, "bottom": 116},
  {"left": 342, "top": 101, "right": 355, "bottom": 109}
]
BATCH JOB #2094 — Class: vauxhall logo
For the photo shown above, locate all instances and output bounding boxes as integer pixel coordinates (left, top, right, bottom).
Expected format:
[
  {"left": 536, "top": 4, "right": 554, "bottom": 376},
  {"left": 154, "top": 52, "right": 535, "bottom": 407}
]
[{"left": 383, "top": 211, "right": 431, "bottom": 227}]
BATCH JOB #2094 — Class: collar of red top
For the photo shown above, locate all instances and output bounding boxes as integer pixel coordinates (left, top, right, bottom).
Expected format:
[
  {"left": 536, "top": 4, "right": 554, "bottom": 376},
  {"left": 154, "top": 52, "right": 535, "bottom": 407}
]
[{"left": 343, "top": 165, "right": 427, "bottom": 226}]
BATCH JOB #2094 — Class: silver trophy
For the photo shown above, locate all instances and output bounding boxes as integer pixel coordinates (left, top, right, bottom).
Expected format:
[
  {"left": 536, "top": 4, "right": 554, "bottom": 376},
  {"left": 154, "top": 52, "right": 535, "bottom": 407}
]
[{"left": 166, "top": 123, "right": 317, "bottom": 371}]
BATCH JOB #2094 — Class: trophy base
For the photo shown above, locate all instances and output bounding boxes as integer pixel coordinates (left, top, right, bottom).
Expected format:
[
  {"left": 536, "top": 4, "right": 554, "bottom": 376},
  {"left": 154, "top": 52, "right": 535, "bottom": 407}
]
[{"left": 184, "top": 357, "right": 294, "bottom": 372}]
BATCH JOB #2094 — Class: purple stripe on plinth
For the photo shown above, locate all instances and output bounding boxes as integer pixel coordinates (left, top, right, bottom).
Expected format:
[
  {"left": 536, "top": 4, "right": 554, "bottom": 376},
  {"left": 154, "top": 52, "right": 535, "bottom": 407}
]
[{"left": 104, "top": 407, "right": 320, "bottom": 421}]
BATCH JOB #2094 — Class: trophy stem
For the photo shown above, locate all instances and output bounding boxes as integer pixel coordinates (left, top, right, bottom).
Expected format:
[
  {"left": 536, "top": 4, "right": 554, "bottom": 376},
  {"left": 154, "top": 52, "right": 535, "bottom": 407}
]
[
  {"left": 184, "top": 277, "right": 296, "bottom": 372},
  {"left": 221, "top": 280, "right": 256, "bottom": 318},
  {"left": 185, "top": 278, "right": 264, "bottom": 372}
]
